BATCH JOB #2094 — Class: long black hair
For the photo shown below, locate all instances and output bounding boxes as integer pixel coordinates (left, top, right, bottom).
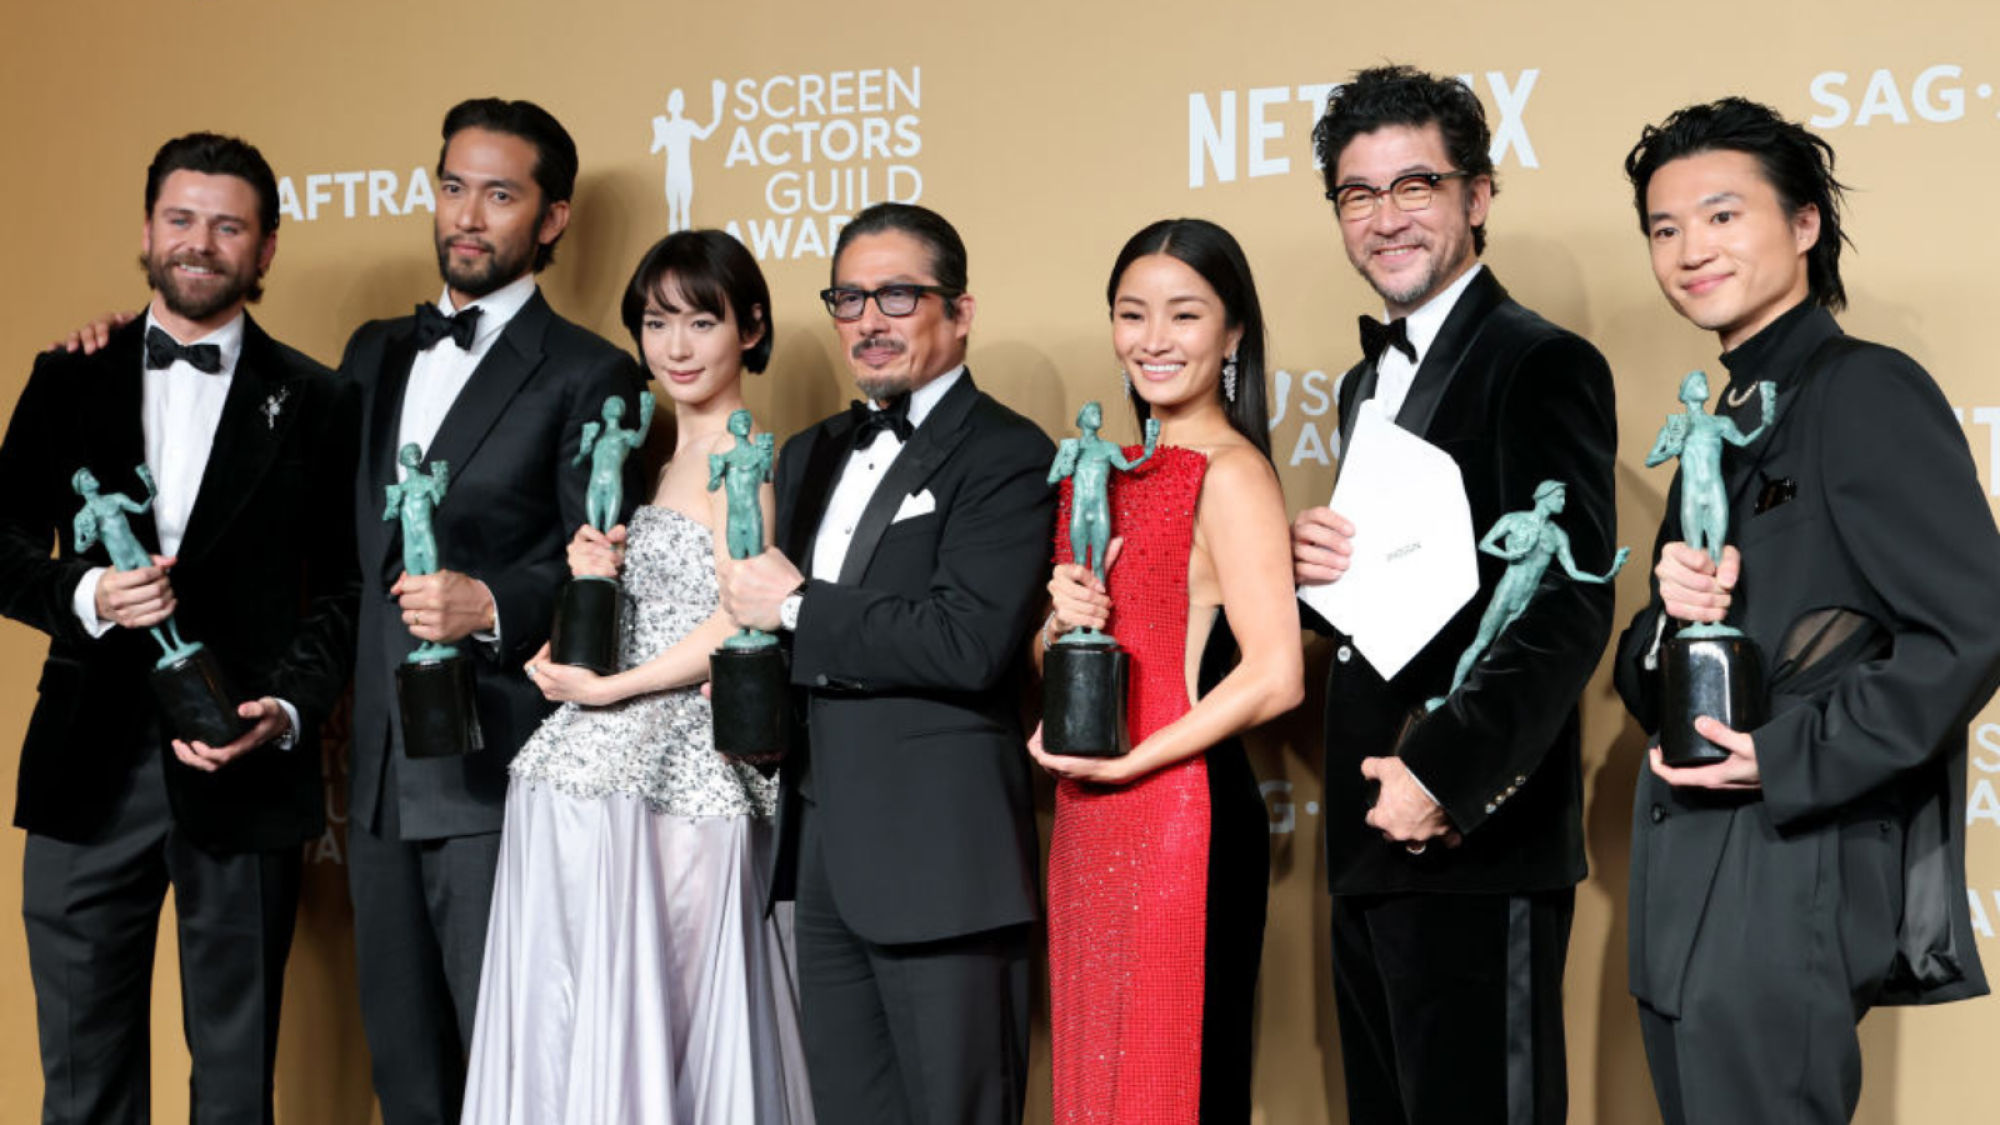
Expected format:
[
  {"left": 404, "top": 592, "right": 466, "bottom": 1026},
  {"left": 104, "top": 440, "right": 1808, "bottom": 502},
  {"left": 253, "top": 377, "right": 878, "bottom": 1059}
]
[{"left": 1106, "top": 218, "right": 1272, "bottom": 461}]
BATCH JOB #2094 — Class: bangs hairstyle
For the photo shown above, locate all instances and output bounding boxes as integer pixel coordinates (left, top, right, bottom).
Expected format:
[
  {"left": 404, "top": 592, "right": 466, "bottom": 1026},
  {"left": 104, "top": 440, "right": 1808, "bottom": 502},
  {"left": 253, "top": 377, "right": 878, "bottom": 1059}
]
[
  {"left": 1310, "top": 65, "right": 1497, "bottom": 255},
  {"left": 1106, "top": 218, "right": 1273, "bottom": 463},
  {"left": 619, "top": 230, "right": 774, "bottom": 373},
  {"left": 1624, "top": 96, "right": 1850, "bottom": 311}
]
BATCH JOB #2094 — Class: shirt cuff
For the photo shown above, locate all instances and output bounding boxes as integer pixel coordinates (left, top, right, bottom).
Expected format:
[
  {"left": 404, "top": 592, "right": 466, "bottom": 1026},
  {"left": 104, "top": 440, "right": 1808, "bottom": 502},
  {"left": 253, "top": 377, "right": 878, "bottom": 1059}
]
[
  {"left": 472, "top": 580, "right": 500, "bottom": 648},
  {"left": 1406, "top": 764, "right": 1444, "bottom": 811},
  {"left": 273, "top": 699, "right": 301, "bottom": 751},
  {"left": 71, "top": 567, "right": 115, "bottom": 638}
]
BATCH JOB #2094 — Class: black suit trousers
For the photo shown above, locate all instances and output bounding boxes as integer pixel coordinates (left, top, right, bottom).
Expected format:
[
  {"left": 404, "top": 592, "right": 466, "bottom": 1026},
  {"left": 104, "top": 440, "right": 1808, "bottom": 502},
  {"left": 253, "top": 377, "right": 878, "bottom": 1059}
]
[
  {"left": 1330, "top": 888, "right": 1573, "bottom": 1125},
  {"left": 792, "top": 798, "right": 1030, "bottom": 1125},
  {"left": 22, "top": 744, "right": 299, "bottom": 1125}
]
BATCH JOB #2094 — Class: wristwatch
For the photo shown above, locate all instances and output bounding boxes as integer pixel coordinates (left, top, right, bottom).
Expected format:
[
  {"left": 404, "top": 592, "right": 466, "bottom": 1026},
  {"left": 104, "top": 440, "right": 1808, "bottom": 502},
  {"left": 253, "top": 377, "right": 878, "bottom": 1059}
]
[{"left": 779, "top": 585, "right": 805, "bottom": 631}]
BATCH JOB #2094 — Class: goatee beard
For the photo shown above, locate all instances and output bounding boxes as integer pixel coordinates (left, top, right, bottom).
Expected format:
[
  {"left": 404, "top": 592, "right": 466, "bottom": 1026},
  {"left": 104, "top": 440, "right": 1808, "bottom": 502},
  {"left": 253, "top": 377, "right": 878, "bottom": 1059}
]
[{"left": 435, "top": 237, "right": 529, "bottom": 300}]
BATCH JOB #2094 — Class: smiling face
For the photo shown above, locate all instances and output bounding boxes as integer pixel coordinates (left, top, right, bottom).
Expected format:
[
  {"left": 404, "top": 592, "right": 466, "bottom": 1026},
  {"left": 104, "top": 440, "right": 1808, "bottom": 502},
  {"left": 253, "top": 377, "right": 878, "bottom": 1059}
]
[
  {"left": 640, "top": 274, "right": 761, "bottom": 409},
  {"left": 141, "top": 170, "right": 275, "bottom": 334},
  {"left": 1110, "top": 252, "right": 1243, "bottom": 412},
  {"left": 433, "top": 127, "right": 568, "bottom": 305},
  {"left": 830, "top": 230, "right": 971, "bottom": 402},
  {"left": 1332, "top": 123, "right": 1490, "bottom": 318},
  {"left": 1645, "top": 148, "right": 1817, "bottom": 351}
]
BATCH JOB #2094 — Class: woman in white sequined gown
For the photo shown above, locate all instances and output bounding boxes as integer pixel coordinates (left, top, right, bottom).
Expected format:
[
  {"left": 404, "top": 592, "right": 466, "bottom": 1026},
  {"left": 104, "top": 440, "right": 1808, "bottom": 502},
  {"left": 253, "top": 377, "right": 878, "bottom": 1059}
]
[{"left": 461, "top": 231, "right": 813, "bottom": 1124}]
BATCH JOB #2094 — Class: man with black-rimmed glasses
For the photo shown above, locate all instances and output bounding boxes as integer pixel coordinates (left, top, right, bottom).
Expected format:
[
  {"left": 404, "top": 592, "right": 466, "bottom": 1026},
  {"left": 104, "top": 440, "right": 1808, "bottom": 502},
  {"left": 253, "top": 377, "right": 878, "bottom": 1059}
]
[
  {"left": 722, "top": 201, "right": 1054, "bottom": 1125},
  {"left": 1290, "top": 65, "right": 1621, "bottom": 1125}
]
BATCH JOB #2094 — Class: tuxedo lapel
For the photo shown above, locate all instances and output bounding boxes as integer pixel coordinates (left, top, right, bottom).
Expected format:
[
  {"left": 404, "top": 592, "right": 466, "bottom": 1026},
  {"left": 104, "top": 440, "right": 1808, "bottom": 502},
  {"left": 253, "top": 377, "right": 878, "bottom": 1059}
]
[
  {"left": 366, "top": 325, "right": 420, "bottom": 579},
  {"left": 784, "top": 413, "right": 858, "bottom": 563},
  {"left": 1394, "top": 268, "right": 1508, "bottom": 439},
  {"left": 1335, "top": 358, "right": 1378, "bottom": 457},
  {"left": 419, "top": 290, "right": 551, "bottom": 478},
  {"left": 835, "top": 374, "right": 977, "bottom": 587},
  {"left": 82, "top": 323, "right": 162, "bottom": 556},
  {"left": 175, "top": 316, "right": 305, "bottom": 563}
]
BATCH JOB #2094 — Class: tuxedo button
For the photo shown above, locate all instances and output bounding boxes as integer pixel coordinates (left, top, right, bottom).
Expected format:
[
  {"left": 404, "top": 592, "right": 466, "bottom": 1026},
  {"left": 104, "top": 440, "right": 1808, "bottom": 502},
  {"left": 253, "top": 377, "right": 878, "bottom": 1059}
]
[
  {"left": 1336, "top": 645, "right": 1353, "bottom": 663},
  {"left": 1650, "top": 803, "right": 1667, "bottom": 824},
  {"left": 1484, "top": 802, "right": 1498, "bottom": 814},
  {"left": 814, "top": 674, "right": 830, "bottom": 687}
]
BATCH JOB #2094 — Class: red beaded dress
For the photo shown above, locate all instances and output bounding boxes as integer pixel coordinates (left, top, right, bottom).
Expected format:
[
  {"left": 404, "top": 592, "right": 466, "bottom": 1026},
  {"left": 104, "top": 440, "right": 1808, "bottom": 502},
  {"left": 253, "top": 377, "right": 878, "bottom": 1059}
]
[{"left": 1047, "top": 444, "right": 1270, "bottom": 1124}]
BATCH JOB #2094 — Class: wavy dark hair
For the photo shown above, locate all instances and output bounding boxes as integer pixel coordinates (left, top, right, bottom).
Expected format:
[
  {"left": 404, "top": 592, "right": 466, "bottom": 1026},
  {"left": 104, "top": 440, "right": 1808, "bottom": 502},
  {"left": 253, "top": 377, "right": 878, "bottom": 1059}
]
[
  {"left": 1311, "top": 65, "right": 1497, "bottom": 255},
  {"left": 438, "top": 97, "right": 579, "bottom": 271},
  {"left": 1106, "top": 218, "right": 1272, "bottom": 462},
  {"left": 1624, "top": 97, "right": 1850, "bottom": 311},
  {"left": 620, "top": 230, "right": 773, "bottom": 373},
  {"left": 142, "top": 132, "right": 280, "bottom": 301}
]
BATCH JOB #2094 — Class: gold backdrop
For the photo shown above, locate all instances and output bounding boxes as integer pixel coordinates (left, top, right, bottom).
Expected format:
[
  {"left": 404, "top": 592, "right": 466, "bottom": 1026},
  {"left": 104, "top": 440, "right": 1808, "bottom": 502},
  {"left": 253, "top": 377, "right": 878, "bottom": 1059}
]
[{"left": 2, "top": 2, "right": 1997, "bottom": 1122}]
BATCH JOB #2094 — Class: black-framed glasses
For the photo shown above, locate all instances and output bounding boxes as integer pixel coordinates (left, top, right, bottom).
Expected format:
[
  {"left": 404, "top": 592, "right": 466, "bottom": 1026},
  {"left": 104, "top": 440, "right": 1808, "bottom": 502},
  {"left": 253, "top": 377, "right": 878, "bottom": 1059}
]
[
  {"left": 1326, "top": 171, "right": 1470, "bottom": 222},
  {"left": 818, "top": 283, "right": 959, "bottom": 321}
]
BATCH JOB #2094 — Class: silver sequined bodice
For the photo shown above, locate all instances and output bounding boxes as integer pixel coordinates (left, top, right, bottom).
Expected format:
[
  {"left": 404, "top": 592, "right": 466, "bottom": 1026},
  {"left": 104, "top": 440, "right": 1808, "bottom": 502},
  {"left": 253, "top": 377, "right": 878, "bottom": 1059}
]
[{"left": 510, "top": 505, "right": 778, "bottom": 818}]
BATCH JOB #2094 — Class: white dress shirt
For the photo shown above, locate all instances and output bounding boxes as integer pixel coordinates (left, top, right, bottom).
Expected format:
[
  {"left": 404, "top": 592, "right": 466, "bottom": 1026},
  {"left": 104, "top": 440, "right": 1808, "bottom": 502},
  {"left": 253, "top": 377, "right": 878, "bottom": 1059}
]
[
  {"left": 1371, "top": 262, "right": 1483, "bottom": 426},
  {"left": 397, "top": 273, "right": 538, "bottom": 467},
  {"left": 71, "top": 310, "right": 301, "bottom": 746},
  {"left": 809, "top": 365, "right": 965, "bottom": 582}
]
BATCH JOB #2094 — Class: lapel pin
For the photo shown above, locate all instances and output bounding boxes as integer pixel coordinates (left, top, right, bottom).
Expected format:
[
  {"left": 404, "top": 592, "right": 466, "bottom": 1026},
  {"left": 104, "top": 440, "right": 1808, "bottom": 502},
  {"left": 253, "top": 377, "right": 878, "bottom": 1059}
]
[{"left": 261, "top": 387, "right": 290, "bottom": 430}]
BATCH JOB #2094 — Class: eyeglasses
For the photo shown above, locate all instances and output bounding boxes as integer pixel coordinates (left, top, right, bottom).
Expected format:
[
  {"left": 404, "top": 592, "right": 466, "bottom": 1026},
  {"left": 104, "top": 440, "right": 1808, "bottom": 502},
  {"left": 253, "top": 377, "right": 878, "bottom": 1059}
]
[
  {"left": 1326, "top": 171, "right": 1470, "bottom": 222},
  {"left": 818, "top": 283, "right": 959, "bottom": 321}
]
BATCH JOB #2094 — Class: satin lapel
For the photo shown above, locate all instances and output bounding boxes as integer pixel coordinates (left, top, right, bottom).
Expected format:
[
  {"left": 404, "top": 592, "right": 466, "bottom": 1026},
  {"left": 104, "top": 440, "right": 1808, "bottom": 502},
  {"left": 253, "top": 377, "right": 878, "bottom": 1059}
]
[
  {"left": 176, "top": 316, "right": 305, "bottom": 564},
  {"left": 1394, "top": 268, "right": 1509, "bottom": 439},
  {"left": 784, "top": 413, "right": 858, "bottom": 563},
  {"left": 1335, "top": 358, "right": 1377, "bottom": 461},
  {"left": 419, "top": 290, "right": 550, "bottom": 477},
  {"left": 835, "top": 374, "right": 976, "bottom": 587},
  {"left": 82, "top": 322, "right": 163, "bottom": 555},
  {"left": 366, "top": 325, "right": 420, "bottom": 578}
]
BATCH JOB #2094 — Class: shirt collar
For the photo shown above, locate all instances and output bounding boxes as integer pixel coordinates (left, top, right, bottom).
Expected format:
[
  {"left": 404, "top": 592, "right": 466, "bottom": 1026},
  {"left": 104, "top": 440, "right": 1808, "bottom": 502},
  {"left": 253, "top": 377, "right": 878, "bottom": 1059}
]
[
  {"left": 437, "top": 273, "right": 538, "bottom": 351},
  {"left": 1390, "top": 262, "right": 1483, "bottom": 366},
  {"left": 143, "top": 307, "right": 246, "bottom": 376},
  {"left": 904, "top": 364, "right": 966, "bottom": 431}
]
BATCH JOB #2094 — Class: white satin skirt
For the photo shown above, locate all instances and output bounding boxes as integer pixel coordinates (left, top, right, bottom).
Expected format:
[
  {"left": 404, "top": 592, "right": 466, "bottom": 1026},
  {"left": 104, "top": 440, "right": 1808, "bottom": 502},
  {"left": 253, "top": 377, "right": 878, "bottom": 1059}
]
[{"left": 461, "top": 782, "right": 814, "bottom": 1124}]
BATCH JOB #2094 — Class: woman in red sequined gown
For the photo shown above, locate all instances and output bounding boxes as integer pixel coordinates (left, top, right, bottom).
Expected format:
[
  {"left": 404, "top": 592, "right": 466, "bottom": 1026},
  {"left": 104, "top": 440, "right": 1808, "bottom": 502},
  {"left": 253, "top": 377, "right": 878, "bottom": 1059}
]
[{"left": 1031, "top": 219, "right": 1304, "bottom": 1123}]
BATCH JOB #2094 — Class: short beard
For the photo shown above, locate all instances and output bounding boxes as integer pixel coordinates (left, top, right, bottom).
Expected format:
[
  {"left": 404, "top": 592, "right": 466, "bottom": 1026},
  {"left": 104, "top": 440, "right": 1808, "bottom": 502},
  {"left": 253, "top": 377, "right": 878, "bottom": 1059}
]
[
  {"left": 142, "top": 252, "right": 260, "bottom": 322},
  {"left": 854, "top": 374, "right": 909, "bottom": 402},
  {"left": 435, "top": 233, "right": 535, "bottom": 300}
]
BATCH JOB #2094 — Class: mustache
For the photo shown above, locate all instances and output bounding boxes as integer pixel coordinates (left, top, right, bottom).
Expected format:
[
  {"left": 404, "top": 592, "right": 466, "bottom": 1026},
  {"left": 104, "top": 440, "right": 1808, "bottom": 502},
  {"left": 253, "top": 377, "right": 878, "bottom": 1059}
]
[{"left": 851, "top": 333, "right": 905, "bottom": 359}]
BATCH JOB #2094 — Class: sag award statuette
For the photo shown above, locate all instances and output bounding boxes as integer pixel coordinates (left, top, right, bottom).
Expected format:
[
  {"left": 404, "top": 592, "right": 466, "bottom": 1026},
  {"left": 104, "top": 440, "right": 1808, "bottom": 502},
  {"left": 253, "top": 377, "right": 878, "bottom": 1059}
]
[
  {"left": 1426, "top": 480, "right": 1629, "bottom": 712},
  {"left": 73, "top": 466, "right": 244, "bottom": 746},
  {"left": 1647, "top": 371, "right": 1778, "bottom": 767},
  {"left": 707, "top": 409, "right": 787, "bottom": 763},
  {"left": 550, "top": 392, "right": 653, "bottom": 673},
  {"left": 1042, "top": 403, "right": 1159, "bottom": 757},
  {"left": 386, "top": 443, "right": 477, "bottom": 759}
]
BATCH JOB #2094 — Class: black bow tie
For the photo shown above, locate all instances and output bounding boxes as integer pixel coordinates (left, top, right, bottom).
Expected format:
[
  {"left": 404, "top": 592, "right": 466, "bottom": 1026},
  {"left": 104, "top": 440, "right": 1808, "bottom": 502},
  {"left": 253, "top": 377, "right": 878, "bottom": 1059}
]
[
  {"left": 849, "top": 397, "right": 914, "bottom": 444},
  {"left": 144, "top": 326, "right": 223, "bottom": 374},
  {"left": 414, "top": 302, "right": 482, "bottom": 351},
  {"left": 1358, "top": 315, "right": 1416, "bottom": 366}
]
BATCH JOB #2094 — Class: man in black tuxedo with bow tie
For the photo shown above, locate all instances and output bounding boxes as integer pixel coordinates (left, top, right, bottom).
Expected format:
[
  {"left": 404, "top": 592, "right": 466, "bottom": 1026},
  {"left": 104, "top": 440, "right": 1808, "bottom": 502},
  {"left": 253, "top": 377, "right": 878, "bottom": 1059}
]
[
  {"left": 723, "top": 202, "right": 1054, "bottom": 1125},
  {"left": 335, "top": 98, "right": 644, "bottom": 1125},
  {"left": 0, "top": 132, "right": 359, "bottom": 1124},
  {"left": 1289, "top": 66, "right": 1619, "bottom": 1124}
]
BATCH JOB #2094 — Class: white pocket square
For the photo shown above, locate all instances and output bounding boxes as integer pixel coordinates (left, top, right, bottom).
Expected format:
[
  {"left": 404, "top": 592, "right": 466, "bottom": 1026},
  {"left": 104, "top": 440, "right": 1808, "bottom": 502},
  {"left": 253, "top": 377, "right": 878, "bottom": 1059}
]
[{"left": 892, "top": 490, "right": 937, "bottom": 522}]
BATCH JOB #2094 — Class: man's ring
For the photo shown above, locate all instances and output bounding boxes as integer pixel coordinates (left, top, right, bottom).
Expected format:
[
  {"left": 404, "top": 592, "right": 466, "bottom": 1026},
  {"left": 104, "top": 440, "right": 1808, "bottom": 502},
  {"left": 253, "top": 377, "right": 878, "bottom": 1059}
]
[
  {"left": 414, "top": 611, "right": 423, "bottom": 627},
  {"left": 526, "top": 663, "right": 539, "bottom": 678},
  {"left": 1405, "top": 842, "right": 1427, "bottom": 855}
]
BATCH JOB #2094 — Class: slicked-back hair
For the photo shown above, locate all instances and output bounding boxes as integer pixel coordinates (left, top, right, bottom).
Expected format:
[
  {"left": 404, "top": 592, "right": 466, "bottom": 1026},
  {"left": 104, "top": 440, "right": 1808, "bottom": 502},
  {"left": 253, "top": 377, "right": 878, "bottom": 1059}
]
[
  {"left": 1624, "top": 97, "right": 1850, "bottom": 311},
  {"left": 438, "top": 97, "right": 579, "bottom": 271},
  {"left": 830, "top": 202, "right": 968, "bottom": 320},
  {"left": 620, "top": 230, "right": 775, "bottom": 373},
  {"left": 1106, "top": 218, "right": 1274, "bottom": 463},
  {"left": 1311, "top": 65, "right": 1497, "bottom": 255},
  {"left": 143, "top": 132, "right": 281, "bottom": 301}
]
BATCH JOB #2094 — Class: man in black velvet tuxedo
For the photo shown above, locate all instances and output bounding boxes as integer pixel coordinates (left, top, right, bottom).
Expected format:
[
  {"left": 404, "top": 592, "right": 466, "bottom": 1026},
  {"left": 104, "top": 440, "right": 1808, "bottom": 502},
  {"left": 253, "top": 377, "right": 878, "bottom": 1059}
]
[
  {"left": 0, "top": 133, "right": 359, "bottom": 1124},
  {"left": 722, "top": 202, "right": 1054, "bottom": 1125},
  {"left": 1615, "top": 98, "right": 2000, "bottom": 1125},
  {"left": 337, "top": 99, "right": 644, "bottom": 1125},
  {"left": 1290, "top": 66, "right": 1619, "bottom": 1124}
]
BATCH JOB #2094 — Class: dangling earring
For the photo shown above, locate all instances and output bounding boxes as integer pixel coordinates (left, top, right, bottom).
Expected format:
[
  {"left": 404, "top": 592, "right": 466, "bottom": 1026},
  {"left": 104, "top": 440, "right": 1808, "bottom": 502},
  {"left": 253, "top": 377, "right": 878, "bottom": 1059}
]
[
  {"left": 1120, "top": 366, "right": 1132, "bottom": 395},
  {"left": 1222, "top": 353, "right": 1239, "bottom": 403}
]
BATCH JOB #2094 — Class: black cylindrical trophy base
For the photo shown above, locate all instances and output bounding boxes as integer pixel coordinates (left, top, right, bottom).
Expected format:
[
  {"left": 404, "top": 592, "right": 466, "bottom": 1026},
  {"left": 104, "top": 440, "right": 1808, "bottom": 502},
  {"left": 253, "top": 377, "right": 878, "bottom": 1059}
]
[
  {"left": 1043, "top": 641, "right": 1129, "bottom": 758},
  {"left": 550, "top": 577, "right": 622, "bottom": 675},
  {"left": 711, "top": 647, "right": 790, "bottom": 765},
  {"left": 1660, "top": 633, "right": 1767, "bottom": 768},
  {"left": 397, "top": 656, "right": 479, "bottom": 759},
  {"left": 149, "top": 649, "right": 245, "bottom": 747}
]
